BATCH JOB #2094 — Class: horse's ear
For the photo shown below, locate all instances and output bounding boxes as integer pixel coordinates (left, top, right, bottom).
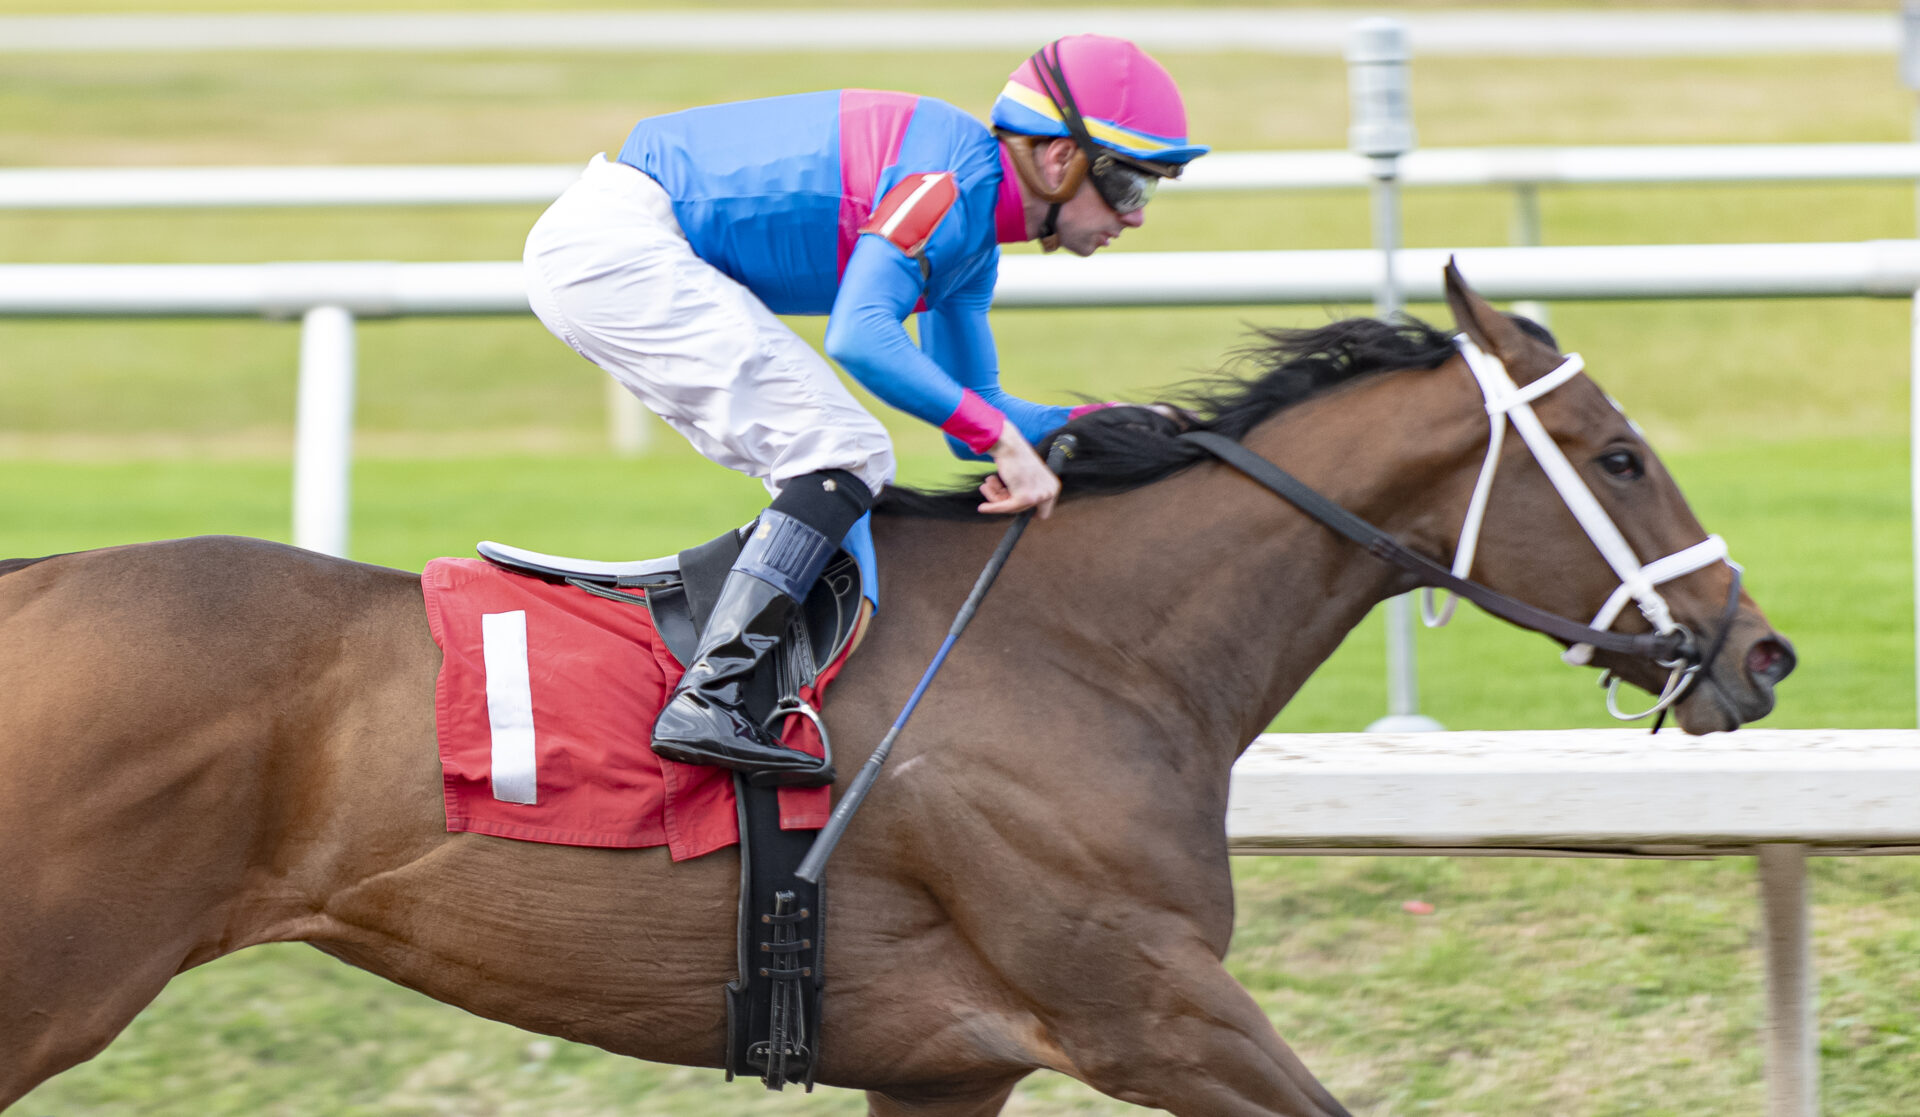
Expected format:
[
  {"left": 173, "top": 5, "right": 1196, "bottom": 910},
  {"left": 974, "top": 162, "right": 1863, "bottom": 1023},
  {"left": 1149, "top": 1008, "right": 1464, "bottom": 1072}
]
[{"left": 1443, "top": 258, "right": 1533, "bottom": 367}]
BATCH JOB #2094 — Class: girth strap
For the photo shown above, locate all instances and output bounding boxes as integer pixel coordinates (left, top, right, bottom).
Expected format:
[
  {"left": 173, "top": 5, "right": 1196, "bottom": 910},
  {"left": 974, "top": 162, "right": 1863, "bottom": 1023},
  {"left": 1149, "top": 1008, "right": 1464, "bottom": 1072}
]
[{"left": 1179, "top": 430, "right": 1688, "bottom": 665}]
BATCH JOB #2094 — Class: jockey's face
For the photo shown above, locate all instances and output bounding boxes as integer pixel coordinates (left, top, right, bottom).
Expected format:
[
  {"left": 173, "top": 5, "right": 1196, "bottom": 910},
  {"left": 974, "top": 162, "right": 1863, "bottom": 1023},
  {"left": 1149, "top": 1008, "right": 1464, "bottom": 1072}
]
[
  {"left": 1052, "top": 172, "right": 1147, "bottom": 257},
  {"left": 1023, "top": 137, "right": 1148, "bottom": 257}
]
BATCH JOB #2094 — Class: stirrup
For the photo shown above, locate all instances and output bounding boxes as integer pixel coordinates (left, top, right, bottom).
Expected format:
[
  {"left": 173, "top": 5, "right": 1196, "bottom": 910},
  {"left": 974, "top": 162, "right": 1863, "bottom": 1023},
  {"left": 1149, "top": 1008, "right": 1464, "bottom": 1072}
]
[
  {"left": 650, "top": 704, "right": 835, "bottom": 788},
  {"left": 748, "top": 699, "right": 835, "bottom": 787}
]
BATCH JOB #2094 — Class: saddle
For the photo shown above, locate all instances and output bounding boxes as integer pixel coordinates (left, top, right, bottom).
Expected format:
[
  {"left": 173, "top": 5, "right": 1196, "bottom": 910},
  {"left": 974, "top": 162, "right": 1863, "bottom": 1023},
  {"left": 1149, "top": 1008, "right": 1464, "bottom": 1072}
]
[{"left": 479, "top": 526, "right": 859, "bottom": 1091}]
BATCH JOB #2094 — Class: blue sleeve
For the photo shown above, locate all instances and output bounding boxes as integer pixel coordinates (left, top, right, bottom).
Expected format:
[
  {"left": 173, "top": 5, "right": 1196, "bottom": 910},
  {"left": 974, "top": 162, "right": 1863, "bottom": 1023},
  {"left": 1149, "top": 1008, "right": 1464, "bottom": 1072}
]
[
  {"left": 822, "top": 236, "right": 964, "bottom": 429},
  {"left": 918, "top": 265, "right": 1073, "bottom": 461}
]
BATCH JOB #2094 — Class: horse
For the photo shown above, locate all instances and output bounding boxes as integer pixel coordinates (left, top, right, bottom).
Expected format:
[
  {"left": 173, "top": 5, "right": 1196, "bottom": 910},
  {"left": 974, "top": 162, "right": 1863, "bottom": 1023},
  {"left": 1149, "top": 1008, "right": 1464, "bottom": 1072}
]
[{"left": 0, "top": 267, "right": 1793, "bottom": 1116}]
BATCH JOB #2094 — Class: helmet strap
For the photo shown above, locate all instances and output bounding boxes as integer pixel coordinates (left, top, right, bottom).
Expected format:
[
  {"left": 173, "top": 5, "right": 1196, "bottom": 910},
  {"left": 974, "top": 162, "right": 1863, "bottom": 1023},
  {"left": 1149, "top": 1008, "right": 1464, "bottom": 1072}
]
[
  {"left": 1029, "top": 41, "right": 1101, "bottom": 167},
  {"left": 1038, "top": 202, "right": 1063, "bottom": 253}
]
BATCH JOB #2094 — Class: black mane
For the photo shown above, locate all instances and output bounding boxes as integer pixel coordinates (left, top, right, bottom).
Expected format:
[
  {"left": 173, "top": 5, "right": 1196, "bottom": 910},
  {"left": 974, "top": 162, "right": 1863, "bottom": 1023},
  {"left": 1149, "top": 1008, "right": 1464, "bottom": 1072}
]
[{"left": 877, "top": 314, "right": 1506, "bottom": 520}]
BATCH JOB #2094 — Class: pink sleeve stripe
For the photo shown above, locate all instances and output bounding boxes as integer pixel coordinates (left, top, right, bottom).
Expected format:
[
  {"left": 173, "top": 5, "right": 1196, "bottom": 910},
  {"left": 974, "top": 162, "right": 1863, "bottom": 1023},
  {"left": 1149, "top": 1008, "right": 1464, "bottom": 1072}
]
[
  {"left": 1069, "top": 402, "right": 1124, "bottom": 420},
  {"left": 941, "top": 389, "right": 1006, "bottom": 454}
]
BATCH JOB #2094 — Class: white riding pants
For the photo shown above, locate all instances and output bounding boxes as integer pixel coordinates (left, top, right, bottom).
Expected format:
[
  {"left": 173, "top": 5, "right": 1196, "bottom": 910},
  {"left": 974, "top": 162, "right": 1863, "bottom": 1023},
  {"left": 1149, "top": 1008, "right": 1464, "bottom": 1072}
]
[{"left": 524, "top": 154, "right": 895, "bottom": 498}]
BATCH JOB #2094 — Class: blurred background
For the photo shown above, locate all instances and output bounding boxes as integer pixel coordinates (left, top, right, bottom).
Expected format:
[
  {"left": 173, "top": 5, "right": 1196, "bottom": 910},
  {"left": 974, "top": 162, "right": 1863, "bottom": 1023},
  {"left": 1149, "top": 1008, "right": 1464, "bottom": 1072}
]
[{"left": 3, "top": 0, "right": 1916, "bottom": 1113}]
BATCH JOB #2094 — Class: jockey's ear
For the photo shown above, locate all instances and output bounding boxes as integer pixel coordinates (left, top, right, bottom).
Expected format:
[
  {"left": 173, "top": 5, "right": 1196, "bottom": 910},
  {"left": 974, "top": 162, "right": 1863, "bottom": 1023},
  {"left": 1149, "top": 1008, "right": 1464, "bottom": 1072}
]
[
  {"left": 1443, "top": 257, "right": 1538, "bottom": 372},
  {"left": 1041, "top": 137, "right": 1081, "bottom": 192}
]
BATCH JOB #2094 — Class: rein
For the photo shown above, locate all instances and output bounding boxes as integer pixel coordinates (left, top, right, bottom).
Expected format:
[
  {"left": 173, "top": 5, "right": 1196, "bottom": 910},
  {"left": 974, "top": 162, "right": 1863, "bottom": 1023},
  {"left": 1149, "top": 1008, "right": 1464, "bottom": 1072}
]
[
  {"left": 1177, "top": 333, "right": 1745, "bottom": 722},
  {"left": 1180, "top": 429, "right": 1688, "bottom": 665}
]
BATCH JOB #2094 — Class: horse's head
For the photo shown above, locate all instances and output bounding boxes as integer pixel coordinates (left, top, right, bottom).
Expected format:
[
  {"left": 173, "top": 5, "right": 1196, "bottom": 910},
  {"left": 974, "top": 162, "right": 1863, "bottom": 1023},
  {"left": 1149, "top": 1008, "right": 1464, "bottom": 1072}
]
[{"left": 1435, "top": 262, "right": 1794, "bottom": 733}]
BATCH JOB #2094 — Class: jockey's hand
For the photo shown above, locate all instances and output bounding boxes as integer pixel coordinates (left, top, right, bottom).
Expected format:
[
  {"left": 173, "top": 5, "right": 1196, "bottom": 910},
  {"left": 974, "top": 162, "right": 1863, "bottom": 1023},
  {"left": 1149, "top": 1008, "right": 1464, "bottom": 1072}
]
[{"left": 978, "top": 426, "right": 1062, "bottom": 519}]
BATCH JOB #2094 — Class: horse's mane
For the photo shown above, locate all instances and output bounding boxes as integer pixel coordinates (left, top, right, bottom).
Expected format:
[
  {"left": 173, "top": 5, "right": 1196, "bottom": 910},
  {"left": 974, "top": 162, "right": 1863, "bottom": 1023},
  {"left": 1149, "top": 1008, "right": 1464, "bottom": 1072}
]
[{"left": 877, "top": 313, "right": 1553, "bottom": 521}]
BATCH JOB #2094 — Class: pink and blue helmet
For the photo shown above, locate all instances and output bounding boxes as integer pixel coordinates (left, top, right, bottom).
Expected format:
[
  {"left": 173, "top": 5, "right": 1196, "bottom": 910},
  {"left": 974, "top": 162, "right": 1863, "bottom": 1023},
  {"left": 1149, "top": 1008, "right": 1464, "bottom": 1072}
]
[{"left": 989, "top": 34, "right": 1209, "bottom": 168}]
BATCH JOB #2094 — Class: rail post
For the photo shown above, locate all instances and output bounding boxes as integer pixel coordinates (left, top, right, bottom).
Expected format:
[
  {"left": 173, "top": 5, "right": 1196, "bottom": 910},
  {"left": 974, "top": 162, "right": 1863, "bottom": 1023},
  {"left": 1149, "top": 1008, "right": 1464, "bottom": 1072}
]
[
  {"left": 606, "top": 379, "right": 652, "bottom": 457},
  {"left": 1510, "top": 183, "right": 1550, "bottom": 328},
  {"left": 293, "top": 304, "right": 356, "bottom": 557},
  {"left": 1757, "top": 844, "right": 1816, "bottom": 1117},
  {"left": 1349, "top": 17, "right": 1441, "bottom": 732}
]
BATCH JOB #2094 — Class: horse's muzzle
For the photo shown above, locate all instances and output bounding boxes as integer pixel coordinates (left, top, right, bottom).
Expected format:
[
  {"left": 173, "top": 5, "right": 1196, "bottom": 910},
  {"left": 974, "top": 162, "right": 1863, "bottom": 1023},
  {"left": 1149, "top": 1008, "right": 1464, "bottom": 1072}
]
[{"left": 1675, "top": 628, "right": 1796, "bottom": 734}]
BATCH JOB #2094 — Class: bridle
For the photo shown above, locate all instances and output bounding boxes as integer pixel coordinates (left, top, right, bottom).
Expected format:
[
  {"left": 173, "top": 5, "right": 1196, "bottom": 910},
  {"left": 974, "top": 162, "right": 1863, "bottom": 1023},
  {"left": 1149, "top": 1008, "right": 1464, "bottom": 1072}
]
[{"left": 1178, "top": 333, "right": 1745, "bottom": 724}]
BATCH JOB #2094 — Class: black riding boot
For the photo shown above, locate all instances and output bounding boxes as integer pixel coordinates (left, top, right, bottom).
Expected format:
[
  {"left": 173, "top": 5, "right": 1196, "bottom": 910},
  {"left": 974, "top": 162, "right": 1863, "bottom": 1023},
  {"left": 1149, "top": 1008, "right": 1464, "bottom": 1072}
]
[
  {"left": 650, "top": 470, "right": 870, "bottom": 788},
  {"left": 649, "top": 567, "right": 830, "bottom": 785}
]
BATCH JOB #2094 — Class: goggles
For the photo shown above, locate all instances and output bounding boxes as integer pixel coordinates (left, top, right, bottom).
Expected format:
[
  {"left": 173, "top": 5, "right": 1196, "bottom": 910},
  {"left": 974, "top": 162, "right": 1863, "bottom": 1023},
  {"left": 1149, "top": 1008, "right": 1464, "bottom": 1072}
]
[{"left": 1089, "top": 152, "right": 1171, "bottom": 215}]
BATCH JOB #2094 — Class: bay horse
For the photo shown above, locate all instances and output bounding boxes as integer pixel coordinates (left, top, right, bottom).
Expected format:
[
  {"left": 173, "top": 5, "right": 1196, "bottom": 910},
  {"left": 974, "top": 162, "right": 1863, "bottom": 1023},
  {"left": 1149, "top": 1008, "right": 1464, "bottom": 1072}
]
[{"left": 0, "top": 268, "right": 1792, "bottom": 1115}]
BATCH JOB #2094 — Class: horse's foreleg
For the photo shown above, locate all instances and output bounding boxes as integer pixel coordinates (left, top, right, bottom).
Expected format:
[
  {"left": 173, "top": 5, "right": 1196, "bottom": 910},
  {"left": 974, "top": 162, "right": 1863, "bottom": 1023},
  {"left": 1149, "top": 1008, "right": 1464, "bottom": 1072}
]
[{"left": 1061, "top": 937, "right": 1351, "bottom": 1117}]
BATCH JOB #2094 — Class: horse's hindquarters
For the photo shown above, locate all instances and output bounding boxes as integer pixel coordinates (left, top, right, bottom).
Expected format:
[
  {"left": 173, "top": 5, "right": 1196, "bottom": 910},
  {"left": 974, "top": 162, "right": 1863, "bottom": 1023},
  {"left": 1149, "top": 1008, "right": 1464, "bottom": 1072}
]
[{"left": 0, "top": 539, "right": 444, "bottom": 1105}]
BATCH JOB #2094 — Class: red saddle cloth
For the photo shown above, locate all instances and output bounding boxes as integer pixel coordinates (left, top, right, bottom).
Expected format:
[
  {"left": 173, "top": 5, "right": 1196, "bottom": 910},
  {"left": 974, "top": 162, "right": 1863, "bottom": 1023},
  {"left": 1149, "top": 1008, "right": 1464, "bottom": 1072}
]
[{"left": 422, "top": 557, "right": 841, "bottom": 861}]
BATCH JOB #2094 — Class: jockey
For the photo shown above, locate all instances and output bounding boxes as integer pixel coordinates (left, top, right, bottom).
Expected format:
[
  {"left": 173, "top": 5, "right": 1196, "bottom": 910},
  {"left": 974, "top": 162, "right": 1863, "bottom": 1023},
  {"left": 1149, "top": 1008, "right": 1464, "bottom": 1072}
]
[{"left": 523, "top": 34, "right": 1206, "bottom": 787}]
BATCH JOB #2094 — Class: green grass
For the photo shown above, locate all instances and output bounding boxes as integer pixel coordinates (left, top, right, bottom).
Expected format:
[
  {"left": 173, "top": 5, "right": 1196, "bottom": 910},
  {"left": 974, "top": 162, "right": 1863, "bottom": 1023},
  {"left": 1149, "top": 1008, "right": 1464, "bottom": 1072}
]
[{"left": 6, "top": 30, "right": 1920, "bottom": 1117}]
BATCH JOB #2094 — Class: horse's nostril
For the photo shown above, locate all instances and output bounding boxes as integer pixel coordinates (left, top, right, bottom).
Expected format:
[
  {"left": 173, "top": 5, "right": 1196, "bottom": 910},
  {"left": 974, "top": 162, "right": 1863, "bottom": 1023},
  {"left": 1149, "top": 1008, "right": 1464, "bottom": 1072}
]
[{"left": 1747, "top": 636, "right": 1796, "bottom": 685}]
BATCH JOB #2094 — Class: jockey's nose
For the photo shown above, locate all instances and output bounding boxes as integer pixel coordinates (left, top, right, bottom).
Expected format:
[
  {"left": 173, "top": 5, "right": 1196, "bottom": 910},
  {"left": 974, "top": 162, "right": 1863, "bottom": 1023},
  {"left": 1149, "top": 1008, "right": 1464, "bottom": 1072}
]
[{"left": 1122, "top": 207, "right": 1147, "bottom": 229}]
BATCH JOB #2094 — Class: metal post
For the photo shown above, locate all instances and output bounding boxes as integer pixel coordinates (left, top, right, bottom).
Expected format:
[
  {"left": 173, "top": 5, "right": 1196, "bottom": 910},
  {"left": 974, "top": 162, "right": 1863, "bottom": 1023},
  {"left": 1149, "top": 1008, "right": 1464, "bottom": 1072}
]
[
  {"left": 1350, "top": 18, "right": 1441, "bottom": 733},
  {"left": 1757, "top": 844, "right": 1817, "bottom": 1117},
  {"left": 293, "top": 304, "right": 355, "bottom": 557},
  {"left": 607, "top": 378, "right": 652, "bottom": 457},
  {"left": 1510, "top": 184, "right": 1550, "bottom": 329}
]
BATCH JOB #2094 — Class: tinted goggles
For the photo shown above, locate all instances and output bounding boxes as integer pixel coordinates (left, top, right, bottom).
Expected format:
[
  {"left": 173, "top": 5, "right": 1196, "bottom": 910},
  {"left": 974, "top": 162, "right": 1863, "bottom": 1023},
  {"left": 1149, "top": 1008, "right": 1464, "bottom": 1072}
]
[{"left": 1088, "top": 152, "right": 1170, "bottom": 215}]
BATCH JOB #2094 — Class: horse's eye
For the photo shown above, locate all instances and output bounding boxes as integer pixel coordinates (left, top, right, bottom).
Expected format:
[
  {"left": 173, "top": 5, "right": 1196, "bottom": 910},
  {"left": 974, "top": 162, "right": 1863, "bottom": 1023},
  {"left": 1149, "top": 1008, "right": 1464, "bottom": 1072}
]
[{"left": 1598, "top": 448, "right": 1645, "bottom": 480}]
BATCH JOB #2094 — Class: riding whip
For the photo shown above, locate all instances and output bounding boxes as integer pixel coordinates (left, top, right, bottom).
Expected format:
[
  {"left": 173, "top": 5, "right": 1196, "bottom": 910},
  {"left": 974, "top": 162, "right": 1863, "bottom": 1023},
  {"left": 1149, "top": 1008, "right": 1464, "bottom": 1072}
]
[{"left": 795, "top": 435, "right": 1075, "bottom": 885}]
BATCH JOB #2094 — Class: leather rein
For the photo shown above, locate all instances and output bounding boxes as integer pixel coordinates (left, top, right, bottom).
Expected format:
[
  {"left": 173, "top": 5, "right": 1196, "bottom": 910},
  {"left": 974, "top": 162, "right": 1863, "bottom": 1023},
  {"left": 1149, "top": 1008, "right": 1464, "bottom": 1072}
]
[{"left": 1178, "top": 428, "right": 1744, "bottom": 706}]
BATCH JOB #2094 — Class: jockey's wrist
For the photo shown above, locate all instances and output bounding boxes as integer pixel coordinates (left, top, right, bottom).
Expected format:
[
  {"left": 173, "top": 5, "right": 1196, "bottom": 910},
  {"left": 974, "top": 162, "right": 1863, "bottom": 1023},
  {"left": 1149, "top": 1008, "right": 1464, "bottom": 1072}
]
[
  {"left": 985, "top": 422, "right": 1033, "bottom": 459},
  {"left": 941, "top": 389, "right": 1008, "bottom": 455}
]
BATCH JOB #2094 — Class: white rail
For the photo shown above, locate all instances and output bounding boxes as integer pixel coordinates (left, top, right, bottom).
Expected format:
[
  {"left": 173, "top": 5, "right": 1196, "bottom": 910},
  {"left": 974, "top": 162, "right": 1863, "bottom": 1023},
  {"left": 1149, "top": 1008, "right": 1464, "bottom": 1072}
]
[
  {"left": 1228, "top": 730, "right": 1920, "bottom": 854},
  {"left": 6, "top": 242, "right": 1920, "bottom": 319},
  {"left": 1227, "top": 728, "right": 1920, "bottom": 1116},
  {"left": 4, "top": 144, "right": 1917, "bottom": 210}
]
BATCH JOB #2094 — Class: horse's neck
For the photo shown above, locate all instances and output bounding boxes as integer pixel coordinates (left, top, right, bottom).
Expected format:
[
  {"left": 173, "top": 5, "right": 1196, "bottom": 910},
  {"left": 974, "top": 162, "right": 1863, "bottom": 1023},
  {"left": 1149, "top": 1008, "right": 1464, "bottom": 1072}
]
[{"left": 920, "top": 367, "right": 1478, "bottom": 760}]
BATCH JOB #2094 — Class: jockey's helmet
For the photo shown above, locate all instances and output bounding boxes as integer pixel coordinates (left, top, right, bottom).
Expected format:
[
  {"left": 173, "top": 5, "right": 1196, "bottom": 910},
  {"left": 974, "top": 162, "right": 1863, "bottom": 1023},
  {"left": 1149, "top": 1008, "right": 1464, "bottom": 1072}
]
[{"left": 991, "top": 35, "right": 1208, "bottom": 221}]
